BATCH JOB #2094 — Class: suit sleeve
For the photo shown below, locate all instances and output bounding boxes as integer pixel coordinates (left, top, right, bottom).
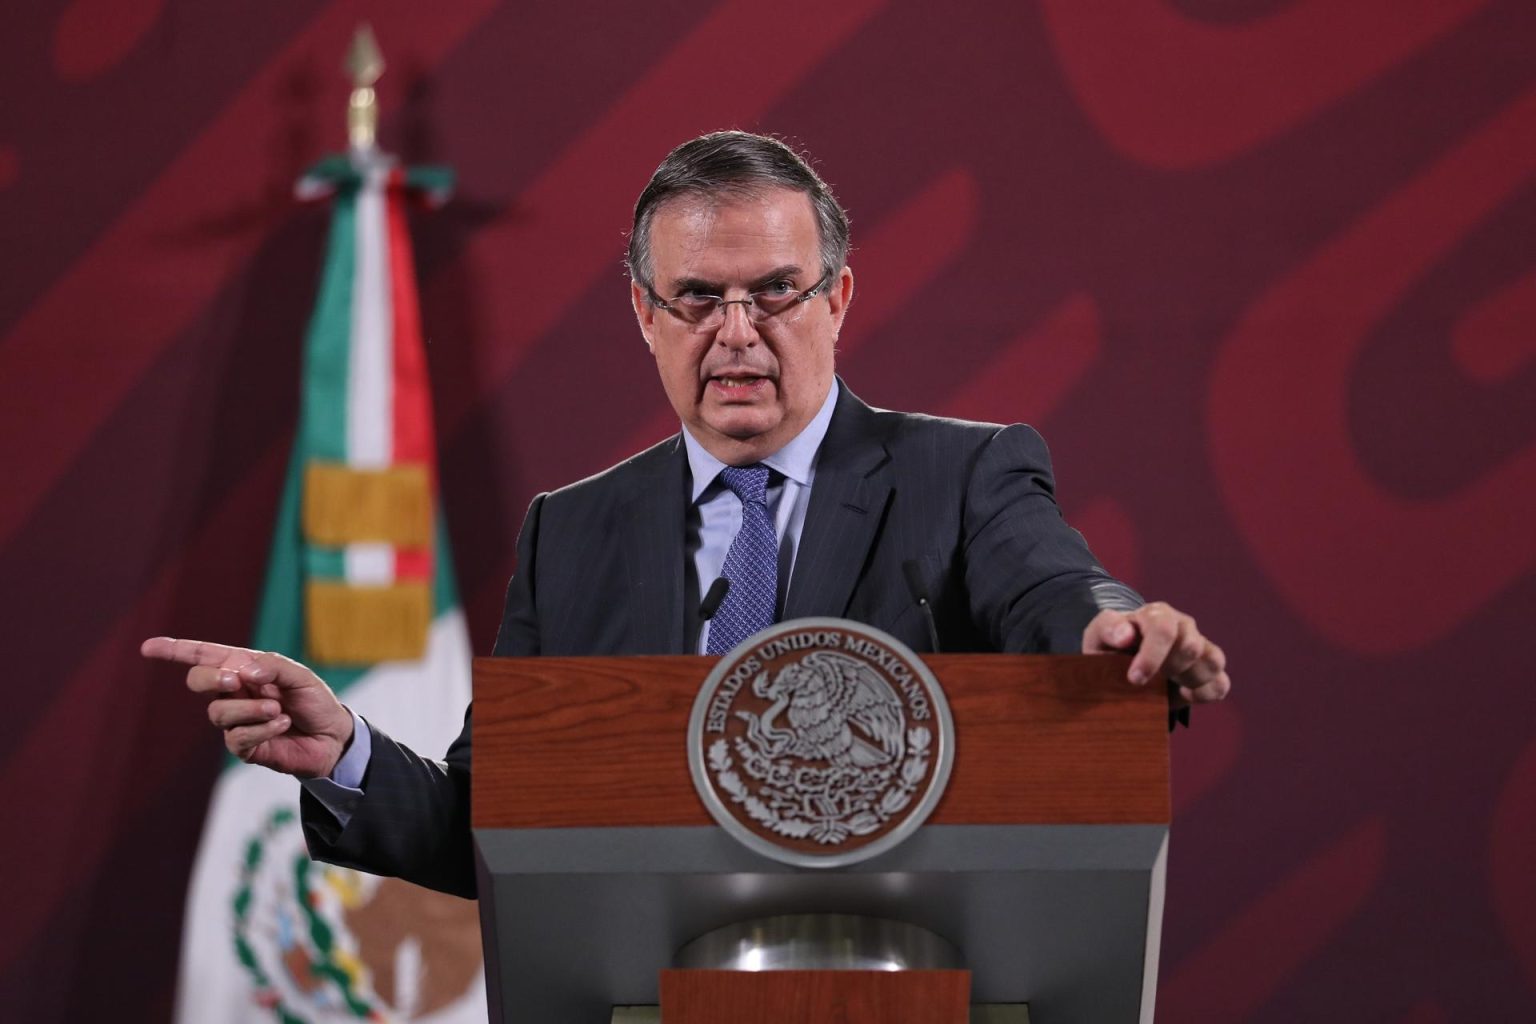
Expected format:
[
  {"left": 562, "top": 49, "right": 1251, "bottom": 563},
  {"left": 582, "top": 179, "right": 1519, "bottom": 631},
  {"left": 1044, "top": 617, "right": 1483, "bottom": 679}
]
[
  {"left": 961, "top": 423, "right": 1142, "bottom": 653},
  {"left": 301, "top": 713, "right": 475, "bottom": 897},
  {"left": 301, "top": 494, "right": 549, "bottom": 897}
]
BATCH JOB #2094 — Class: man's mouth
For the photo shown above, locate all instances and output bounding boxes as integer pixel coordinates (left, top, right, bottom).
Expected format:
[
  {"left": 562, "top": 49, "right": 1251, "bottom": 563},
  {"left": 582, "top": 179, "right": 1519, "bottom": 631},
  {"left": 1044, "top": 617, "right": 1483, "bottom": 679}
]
[{"left": 708, "top": 374, "right": 772, "bottom": 398}]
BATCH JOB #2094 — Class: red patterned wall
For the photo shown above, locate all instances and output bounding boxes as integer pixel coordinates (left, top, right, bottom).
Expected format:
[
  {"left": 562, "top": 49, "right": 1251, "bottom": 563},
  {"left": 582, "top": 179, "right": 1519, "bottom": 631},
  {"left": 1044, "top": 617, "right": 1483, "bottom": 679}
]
[{"left": 1, "top": 1, "right": 1532, "bottom": 1020}]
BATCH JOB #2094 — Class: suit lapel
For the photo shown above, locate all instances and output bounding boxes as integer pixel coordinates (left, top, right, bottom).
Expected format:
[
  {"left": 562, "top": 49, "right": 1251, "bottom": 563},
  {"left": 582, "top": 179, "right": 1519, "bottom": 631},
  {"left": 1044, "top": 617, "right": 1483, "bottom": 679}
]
[
  {"left": 618, "top": 437, "right": 688, "bottom": 653},
  {"left": 783, "top": 385, "right": 893, "bottom": 620}
]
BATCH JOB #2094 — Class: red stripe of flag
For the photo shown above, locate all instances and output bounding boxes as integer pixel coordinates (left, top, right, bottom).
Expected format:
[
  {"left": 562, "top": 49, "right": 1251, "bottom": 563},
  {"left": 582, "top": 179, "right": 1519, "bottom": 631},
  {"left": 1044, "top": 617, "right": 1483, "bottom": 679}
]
[
  {"left": 387, "top": 166, "right": 434, "bottom": 471},
  {"left": 385, "top": 166, "right": 436, "bottom": 582}
]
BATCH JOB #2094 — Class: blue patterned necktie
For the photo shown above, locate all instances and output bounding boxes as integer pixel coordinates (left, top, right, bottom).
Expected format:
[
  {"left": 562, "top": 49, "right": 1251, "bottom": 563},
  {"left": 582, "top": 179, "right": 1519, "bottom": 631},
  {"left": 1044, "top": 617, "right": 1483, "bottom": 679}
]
[{"left": 706, "top": 465, "right": 778, "bottom": 655}]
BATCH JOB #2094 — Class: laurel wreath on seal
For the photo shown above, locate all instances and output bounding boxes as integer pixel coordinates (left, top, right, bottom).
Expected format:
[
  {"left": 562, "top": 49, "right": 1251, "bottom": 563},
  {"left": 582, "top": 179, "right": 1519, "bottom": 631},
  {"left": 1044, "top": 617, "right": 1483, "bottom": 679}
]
[
  {"left": 709, "top": 727, "right": 933, "bottom": 845},
  {"left": 232, "top": 805, "right": 382, "bottom": 1022}
]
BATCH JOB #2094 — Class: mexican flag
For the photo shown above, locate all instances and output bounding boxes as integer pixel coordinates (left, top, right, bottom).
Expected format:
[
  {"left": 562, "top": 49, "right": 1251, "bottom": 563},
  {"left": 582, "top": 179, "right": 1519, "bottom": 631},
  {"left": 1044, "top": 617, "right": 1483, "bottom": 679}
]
[{"left": 176, "top": 152, "right": 486, "bottom": 1024}]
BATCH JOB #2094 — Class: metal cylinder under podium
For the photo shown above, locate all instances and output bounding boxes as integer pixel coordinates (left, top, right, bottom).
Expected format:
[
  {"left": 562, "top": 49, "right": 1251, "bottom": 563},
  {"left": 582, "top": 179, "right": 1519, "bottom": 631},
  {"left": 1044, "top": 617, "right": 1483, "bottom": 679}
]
[{"left": 674, "top": 914, "right": 965, "bottom": 972}]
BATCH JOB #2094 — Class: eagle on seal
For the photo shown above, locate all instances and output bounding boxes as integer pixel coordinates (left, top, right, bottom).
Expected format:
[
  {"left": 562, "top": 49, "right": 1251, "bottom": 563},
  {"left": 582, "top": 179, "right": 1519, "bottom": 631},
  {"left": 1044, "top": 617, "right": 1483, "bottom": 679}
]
[{"left": 742, "top": 651, "right": 906, "bottom": 767}]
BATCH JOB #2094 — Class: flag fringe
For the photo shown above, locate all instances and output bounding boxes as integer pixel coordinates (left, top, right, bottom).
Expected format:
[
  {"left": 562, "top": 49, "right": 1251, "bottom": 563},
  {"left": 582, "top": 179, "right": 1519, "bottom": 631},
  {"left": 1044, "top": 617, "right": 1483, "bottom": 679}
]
[
  {"left": 302, "top": 461, "right": 432, "bottom": 546},
  {"left": 305, "top": 580, "right": 431, "bottom": 663}
]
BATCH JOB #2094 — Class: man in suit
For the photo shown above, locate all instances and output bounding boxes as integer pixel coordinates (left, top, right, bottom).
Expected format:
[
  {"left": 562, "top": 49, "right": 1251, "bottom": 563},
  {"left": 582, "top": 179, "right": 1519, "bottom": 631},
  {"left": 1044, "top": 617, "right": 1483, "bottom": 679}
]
[{"left": 145, "top": 131, "right": 1231, "bottom": 899}]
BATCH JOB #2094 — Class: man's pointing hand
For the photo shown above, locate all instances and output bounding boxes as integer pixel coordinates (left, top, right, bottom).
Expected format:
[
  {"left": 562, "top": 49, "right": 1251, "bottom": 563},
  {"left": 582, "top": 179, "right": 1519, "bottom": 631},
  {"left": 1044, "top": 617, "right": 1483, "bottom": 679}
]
[{"left": 142, "top": 637, "right": 353, "bottom": 779}]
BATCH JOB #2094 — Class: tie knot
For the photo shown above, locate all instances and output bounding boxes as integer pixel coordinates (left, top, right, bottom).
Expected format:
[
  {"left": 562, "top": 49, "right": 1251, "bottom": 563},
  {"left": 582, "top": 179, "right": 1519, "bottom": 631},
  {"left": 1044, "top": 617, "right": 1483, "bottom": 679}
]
[{"left": 719, "top": 464, "right": 770, "bottom": 505}]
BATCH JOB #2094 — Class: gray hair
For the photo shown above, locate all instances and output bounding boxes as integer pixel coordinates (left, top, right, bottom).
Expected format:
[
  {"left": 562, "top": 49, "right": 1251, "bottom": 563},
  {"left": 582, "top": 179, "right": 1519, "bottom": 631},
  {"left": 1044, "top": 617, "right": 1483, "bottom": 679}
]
[{"left": 627, "top": 131, "right": 850, "bottom": 291}]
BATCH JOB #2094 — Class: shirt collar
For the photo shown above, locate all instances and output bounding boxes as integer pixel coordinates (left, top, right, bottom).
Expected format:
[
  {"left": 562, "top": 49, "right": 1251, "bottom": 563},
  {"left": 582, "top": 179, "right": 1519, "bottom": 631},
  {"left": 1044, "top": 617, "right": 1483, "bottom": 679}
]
[{"left": 681, "top": 380, "right": 839, "bottom": 503}]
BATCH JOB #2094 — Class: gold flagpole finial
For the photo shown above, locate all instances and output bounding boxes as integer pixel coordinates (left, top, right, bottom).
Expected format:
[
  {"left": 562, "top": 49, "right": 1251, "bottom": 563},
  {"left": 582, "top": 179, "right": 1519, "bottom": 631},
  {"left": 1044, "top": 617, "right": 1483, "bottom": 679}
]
[{"left": 345, "top": 23, "right": 385, "bottom": 152}]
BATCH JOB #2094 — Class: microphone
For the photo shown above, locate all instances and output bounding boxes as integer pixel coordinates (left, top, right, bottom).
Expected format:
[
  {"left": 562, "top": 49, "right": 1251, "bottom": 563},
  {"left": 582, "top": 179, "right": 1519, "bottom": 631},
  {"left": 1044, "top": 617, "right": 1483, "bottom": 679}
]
[
  {"left": 902, "top": 560, "right": 941, "bottom": 654},
  {"left": 699, "top": 577, "right": 731, "bottom": 621}
]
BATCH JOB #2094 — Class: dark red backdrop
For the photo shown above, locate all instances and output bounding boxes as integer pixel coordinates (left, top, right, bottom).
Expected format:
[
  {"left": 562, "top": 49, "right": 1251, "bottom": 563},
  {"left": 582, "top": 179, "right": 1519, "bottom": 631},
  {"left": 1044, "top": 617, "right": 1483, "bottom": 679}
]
[{"left": 2, "top": 1, "right": 1532, "bottom": 1020}]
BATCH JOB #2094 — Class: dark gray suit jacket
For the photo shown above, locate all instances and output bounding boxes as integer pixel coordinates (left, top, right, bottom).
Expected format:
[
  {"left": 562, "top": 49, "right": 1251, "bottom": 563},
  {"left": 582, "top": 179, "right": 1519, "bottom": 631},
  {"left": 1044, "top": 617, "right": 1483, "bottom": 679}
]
[{"left": 303, "top": 384, "right": 1140, "bottom": 897}]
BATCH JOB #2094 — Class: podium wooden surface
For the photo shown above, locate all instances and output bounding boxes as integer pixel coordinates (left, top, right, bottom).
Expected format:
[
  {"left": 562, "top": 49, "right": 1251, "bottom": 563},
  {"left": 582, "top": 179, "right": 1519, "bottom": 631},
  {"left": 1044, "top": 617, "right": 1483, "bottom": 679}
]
[{"left": 472, "top": 653, "right": 1169, "bottom": 829}]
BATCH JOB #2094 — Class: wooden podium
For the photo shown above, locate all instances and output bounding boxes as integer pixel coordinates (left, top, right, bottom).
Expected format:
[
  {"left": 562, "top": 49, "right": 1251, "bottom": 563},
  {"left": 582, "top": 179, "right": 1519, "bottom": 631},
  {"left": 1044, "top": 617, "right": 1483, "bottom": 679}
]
[{"left": 472, "top": 654, "right": 1170, "bottom": 1023}]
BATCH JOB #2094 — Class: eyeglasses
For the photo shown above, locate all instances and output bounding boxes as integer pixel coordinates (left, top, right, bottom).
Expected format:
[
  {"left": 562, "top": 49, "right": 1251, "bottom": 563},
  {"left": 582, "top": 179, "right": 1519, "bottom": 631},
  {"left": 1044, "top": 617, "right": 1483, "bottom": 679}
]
[{"left": 648, "top": 271, "right": 833, "bottom": 332}]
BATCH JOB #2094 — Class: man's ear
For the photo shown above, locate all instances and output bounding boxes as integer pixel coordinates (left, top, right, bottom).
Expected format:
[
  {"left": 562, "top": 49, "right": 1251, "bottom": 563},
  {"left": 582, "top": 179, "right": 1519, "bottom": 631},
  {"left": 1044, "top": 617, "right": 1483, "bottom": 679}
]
[
  {"left": 828, "top": 265, "right": 854, "bottom": 332},
  {"left": 631, "top": 281, "right": 657, "bottom": 352}
]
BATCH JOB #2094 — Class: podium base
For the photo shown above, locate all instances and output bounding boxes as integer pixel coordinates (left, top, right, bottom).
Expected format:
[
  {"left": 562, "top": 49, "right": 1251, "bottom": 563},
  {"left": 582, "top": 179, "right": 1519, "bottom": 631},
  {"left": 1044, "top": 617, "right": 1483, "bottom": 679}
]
[
  {"left": 659, "top": 969, "right": 971, "bottom": 1024},
  {"left": 614, "top": 997, "right": 1029, "bottom": 1023}
]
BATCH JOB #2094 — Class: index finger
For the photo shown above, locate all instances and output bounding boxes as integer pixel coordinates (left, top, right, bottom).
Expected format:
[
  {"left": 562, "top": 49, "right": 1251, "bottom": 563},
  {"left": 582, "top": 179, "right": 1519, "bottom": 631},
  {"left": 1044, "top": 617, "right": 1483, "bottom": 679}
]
[{"left": 140, "top": 636, "right": 247, "bottom": 667}]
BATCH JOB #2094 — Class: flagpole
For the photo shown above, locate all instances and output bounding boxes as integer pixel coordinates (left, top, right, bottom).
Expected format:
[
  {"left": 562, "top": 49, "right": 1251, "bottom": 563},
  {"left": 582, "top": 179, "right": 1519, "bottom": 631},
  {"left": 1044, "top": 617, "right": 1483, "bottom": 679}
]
[{"left": 346, "top": 23, "right": 384, "bottom": 159}]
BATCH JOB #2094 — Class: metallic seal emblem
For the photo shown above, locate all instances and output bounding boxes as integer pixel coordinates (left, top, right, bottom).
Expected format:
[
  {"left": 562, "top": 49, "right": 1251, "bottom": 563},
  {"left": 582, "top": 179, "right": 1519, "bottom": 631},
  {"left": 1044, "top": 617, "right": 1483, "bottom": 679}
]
[{"left": 688, "top": 617, "right": 955, "bottom": 868}]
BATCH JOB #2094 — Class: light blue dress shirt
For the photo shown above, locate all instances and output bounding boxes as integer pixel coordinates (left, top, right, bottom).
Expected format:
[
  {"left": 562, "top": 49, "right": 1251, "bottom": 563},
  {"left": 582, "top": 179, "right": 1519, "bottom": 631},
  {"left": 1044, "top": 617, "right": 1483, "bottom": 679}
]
[{"left": 306, "top": 382, "right": 841, "bottom": 820}]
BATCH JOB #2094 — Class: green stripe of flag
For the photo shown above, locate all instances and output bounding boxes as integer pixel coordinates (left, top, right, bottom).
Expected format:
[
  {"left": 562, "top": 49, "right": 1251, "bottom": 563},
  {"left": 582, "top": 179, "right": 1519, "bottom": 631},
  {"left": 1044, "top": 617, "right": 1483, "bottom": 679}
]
[{"left": 299, "top": 176, "right": 358, "bottom": 464}]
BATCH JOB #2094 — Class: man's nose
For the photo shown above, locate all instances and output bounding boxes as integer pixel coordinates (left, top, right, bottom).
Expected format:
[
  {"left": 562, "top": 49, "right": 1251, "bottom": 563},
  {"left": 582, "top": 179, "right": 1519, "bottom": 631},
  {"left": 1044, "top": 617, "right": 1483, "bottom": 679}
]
[{"left": 713, "top": 298, "right": 760, "bottom": 346}]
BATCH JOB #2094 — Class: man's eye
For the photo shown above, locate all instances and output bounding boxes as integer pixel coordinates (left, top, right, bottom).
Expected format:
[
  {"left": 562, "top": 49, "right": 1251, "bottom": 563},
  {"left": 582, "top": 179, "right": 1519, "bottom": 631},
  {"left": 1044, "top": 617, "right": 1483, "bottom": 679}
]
[
  {"left": 759, "top": 280, "right": 796, "bottom": 297},
  {"left": 674, "top": 293, "right": 719, "bottom": 307}
]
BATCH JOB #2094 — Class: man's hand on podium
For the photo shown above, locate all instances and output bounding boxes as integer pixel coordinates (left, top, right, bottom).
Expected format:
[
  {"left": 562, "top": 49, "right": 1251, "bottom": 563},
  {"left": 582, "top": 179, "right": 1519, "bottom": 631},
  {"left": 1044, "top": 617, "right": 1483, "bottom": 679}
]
[
  {"left": 141, "top": 637, "right": 353, "bottom": 779},
  {"left": 1081, "top": 603, "right": 1232, "bottom": 706}
]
